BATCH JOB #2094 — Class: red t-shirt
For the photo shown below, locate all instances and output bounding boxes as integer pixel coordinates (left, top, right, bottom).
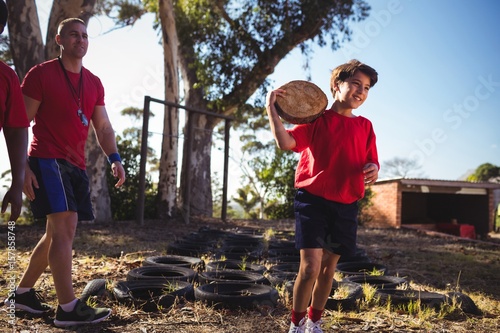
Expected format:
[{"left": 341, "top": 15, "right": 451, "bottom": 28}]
[
  {"left": 22, "top": 58, "right": 105, "bottom": 169},
  {"left": 0, "top": 61, "right": 29, "bottom": 130},
  {"left": 288, "top": 109, "right": 379, "bottom": 204}
]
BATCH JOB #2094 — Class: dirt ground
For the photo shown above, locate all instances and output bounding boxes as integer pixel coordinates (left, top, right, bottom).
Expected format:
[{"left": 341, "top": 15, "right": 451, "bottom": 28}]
[{"left": 1, "top": 217, "right": 499, "bottom": 333}]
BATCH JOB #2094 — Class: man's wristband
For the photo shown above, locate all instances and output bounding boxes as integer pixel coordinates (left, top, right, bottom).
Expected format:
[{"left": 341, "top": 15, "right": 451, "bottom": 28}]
[{"left": 107, "top": 153, "right": 122, "bottom": 164}]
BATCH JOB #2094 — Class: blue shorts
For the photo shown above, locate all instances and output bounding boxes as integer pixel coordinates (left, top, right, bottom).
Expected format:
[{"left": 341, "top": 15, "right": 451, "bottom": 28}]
[
  {"left": 294, "top": 189, "right": 358, "bottom": 256},
  {"left": 28, "top": 157, "right": 94, "bottom": 221}
]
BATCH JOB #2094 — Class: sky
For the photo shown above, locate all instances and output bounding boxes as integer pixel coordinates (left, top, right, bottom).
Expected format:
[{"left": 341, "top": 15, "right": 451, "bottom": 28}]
[{"left": 1, "top": 0, "right": 500, "bottom": 197}]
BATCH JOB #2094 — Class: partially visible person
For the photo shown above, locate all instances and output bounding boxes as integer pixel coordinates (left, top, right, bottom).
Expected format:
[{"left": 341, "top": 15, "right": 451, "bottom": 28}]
[
  {"left": 4, "top": 17, "right": 125, "bottom": 327},
  {"left": 0, "top": 0, "right": 29, "bottom": 222},
  {"left": 266, "top": 59, "right": 379, "bottom": 333}
]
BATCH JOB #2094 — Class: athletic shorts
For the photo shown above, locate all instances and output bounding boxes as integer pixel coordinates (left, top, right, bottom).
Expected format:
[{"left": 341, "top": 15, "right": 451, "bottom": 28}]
[
  {"left": 28, "top": 157, "right": 94, "bottom": 221},
  {"left": 294, "top": 189, "right": 358, "bottom": 256}
]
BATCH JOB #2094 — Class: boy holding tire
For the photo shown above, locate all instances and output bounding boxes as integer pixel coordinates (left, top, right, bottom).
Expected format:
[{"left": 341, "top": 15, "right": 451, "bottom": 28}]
[{"left": 265, "top": 59, "right": 379, "bottom": 333}]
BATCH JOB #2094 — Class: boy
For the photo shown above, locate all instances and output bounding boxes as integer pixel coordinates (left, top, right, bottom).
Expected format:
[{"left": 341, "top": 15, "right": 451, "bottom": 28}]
[{"left": 266, "top": 59, "right": 379, "bottom": 333}]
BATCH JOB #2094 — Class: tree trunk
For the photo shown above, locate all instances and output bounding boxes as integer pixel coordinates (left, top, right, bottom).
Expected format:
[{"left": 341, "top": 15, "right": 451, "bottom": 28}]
[
  {"left": 85, "top": 128, "right": 111, "bottom": 222},
  {"left": 6, "top": 0, "right": 44, "bottom": 79},
  {"left": 179, "top": 111, "right": 216, "bottom": 217},
  {"left": 156, "top": 0, "right": 180, "bottom": 219}
]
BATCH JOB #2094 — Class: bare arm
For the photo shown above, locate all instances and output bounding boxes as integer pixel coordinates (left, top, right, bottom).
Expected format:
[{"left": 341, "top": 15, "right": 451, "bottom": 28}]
[
  {"left": 22, "top": 95, "right": 40, "bottom": 201},
  {"left": 265, "top": 89, "right": 296, "bottom": 150},
  {"left": 91, "top": 105, "right": 126, "bottom": 187},
  {"left": 1, "top": 127, "right": 28, "bottom": 221}
]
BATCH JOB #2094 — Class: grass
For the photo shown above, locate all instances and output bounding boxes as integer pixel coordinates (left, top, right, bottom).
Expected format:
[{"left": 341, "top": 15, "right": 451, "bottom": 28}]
[{"left": 1, "top": 218, "right": 500, "bottom": 332}]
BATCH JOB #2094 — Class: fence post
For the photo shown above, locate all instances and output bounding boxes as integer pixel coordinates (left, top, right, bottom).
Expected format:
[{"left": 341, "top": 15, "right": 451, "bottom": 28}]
[{"left": 137, "top": 96, "right": 151, "bottom": 225}]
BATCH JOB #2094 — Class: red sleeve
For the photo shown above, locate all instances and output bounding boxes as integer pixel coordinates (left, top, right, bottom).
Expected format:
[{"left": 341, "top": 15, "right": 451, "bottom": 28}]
[{"left": 0, "top": 62, "right": 29, "bottom": 129}]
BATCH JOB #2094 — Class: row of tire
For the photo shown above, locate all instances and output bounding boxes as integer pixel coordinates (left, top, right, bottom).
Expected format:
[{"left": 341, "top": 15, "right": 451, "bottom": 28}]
[{"left": 81, "top": 226, "right": 481, "bottom": 314}]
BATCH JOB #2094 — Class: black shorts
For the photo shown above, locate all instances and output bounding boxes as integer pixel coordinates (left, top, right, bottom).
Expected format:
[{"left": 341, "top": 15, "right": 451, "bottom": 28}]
[
  {"left": 28, "top": 157, "right": 94, "bottom": 221},
  {"left": 294, "top": 189, "right": 358, "bottom": 256}
]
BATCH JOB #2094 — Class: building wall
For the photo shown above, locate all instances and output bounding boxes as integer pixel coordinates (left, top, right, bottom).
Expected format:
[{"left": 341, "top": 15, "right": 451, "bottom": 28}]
[{"left": 365, "top": 182, "right": 400, "bottom": 228}]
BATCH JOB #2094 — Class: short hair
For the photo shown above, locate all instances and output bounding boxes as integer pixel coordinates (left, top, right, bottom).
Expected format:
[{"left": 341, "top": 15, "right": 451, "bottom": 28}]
[
  {"left": 57, "top": 18, "right": 86, "bottom": 35},
  {"left": 330, "top": 59, "right": 378, "bottom": 96},
  {"left": 0, "top": 1, "right": 8, "bottom": 27}
]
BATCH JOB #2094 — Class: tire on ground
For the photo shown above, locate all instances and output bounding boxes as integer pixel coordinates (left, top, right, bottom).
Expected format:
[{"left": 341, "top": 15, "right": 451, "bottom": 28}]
[
  {"left": 205, "top": 260, "right": 267, "bottom": 274},
  {"left": 194, "top": 282, "right": 279, "bottom": 309},
  {"left": 80, "top": 278, "right": 108, "bottom": 302},
  {"left": 143, "top": 255, "right": 204, "bottom": 271},
  {"left": 336, "top": 262, "right": 388, "bottom": 277},
  {"left": 113, "top": 280, "right": 194, "bottom": 312},
  {"left": 342, "top": 275, "right": 408, "bottom": 289},
  {"left": 198, "top": 270, "right": 269, "bottom": 285},
  {"left": 127, "top": 265, "right": 197, "bottom": 283},
  {"left": 375, "top": 289, "right": 447, "bottom": 309},
  {"left": 325, "top": 281, "right": 363, "bottom": 311}
]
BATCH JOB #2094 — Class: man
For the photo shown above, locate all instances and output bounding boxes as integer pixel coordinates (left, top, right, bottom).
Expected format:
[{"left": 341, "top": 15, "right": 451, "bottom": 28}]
[
  {"left": 0, "top": 0, "right": 29, "bottom": 222},
  {"left": 5, "top": 17, "right": 126, "bottom": 327}
]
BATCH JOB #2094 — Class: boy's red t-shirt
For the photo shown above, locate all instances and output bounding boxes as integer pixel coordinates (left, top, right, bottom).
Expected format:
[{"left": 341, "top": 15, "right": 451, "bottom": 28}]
[
  {"left": 22, "top": 58, "right": 105, "bottom": 169},
  {"left": 288, "top": 109, "right": 379, "bottom": 204},
  {"left": 0, "top": 61, "right": 29, "bottom": 130}
]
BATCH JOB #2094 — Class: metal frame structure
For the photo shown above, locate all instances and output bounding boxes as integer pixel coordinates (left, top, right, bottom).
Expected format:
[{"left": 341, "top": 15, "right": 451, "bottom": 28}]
[{"left": 137, "top": 95, "right": 234, "bottom": 225}]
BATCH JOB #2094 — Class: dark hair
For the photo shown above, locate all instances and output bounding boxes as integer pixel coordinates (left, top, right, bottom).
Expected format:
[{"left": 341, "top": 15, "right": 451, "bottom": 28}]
[
  {"left": 0, "top": 1, "right": 8, "bottom": 27},
  {"left": 57, "top": 17, "right": 86, "bottom": 35},
  {"left": 330, "top": 59, "right": 378, "bottom": 95}
]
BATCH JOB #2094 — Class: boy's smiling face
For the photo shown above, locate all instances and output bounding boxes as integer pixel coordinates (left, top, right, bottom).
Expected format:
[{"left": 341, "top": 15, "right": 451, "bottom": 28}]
[{"left": 334, "top": 70, "right": 372, "bottom": 110}]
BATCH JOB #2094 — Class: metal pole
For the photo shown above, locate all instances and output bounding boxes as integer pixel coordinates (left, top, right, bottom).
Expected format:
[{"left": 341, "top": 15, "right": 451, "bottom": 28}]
[
  {"left": 221, "top": 119, "right": 231, "bottom": 222},
  {"left": 137, "top": 96, "right": 151, "bottom": 225}
]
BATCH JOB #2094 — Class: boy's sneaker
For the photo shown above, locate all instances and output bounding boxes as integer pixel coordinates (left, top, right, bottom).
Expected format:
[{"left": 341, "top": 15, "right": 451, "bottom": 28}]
[
  {"left": 305, "top": 318, "right": 323, "bottom": 333},
  {"left": 4, "top": 289, "right": 53, "bottom": 314},
  {"left": 288, "top": 317, "right": 306, "bottom": 333},
  {"left": 53, "top": 299, "right": 112, "bottom": 327}
]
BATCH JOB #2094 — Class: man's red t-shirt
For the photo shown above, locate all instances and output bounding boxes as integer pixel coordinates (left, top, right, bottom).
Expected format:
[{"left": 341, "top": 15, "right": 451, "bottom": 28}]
[
  {"left": 22, "top": 58, "right": 105, "bottom": 169},
  {"left": 288, "top": 109, "right": 379, "bottom": 204},
  {"left": 0, "top": 61, "right": 29, "bottom": 130}
]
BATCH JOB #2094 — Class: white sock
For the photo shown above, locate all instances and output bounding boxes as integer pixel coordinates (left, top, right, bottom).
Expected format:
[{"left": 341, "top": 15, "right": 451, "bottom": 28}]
[
  {"left": 16, "top": 287, "right": 31, "bottom": 294},
  {"left": 59, "top": 298, "right": 78, "bottom": 312}
]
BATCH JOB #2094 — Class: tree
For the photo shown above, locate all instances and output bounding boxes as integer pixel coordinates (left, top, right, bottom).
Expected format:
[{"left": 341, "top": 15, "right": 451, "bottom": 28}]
[
  {"left": 466, "top": 163, "right": 500, "bottom": 183},
  {"left": 166, "top": 0, "right": 370, "bottom": 217},
  {"left": 381, "top": 157, "right": 425, "bottom": 179}
]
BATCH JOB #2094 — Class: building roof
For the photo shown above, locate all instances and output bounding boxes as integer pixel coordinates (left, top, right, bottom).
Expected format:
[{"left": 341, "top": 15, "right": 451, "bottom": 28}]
[{"left": 374, "top": 178, "right": 500, "bottom": 189}]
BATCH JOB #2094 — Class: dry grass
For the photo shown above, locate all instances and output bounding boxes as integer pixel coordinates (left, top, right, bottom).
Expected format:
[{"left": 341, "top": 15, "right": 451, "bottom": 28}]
[{"left": 1, "top": 217, "right": 499, "bottom": 333}]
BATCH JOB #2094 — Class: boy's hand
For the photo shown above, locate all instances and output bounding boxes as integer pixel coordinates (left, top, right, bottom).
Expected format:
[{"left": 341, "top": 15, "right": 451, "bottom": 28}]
[{"left": 363, "top": 163, "right": 379, "bottom": 185}]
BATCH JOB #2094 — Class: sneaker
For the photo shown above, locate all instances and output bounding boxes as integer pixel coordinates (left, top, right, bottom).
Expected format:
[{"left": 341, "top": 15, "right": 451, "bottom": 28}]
[
  {"left": 288, "top": 317, "right": 307, "bottom": 333},
  {"left": 4, "top": 289, "right": 53, "bottom": 314},
  {"left": 53, "top": 299, "right": 111, "bottom": 327},
  {"left": 305, "top": 318, "right": 323, "bottom": 333}
]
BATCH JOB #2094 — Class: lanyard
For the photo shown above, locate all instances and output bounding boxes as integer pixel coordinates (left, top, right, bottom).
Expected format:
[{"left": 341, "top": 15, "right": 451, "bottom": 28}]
[{"left": 57, "top": 56, "right": 87, "bottom": 126}]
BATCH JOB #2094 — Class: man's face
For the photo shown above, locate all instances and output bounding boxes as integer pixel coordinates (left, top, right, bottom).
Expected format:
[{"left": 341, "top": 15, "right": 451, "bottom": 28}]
[{"left": 57, "top": 22, "right": 88, "bottom": 59}]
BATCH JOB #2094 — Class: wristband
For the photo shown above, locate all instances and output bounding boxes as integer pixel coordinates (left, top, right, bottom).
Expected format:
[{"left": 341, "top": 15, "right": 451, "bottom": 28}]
[{"left": 107, "top": 152, "right": 122, "bottom": 164}]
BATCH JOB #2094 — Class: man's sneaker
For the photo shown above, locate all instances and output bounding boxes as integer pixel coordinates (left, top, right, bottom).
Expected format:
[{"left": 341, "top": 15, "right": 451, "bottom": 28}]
[
  {"left": 53, "top": 299, "right": 111, "bottom": 327},
  {"left": 288, "top": 317, "right": 307, "bottom": 333},
  {"left": 305, "top": 318, "right": 323, "bottom": 333},
  {"left": 4, "top": 289, "right": 53, "bottom": 314}
]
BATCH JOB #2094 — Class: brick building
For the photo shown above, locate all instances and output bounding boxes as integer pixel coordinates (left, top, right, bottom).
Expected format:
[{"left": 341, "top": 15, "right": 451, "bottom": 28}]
[{"left": 365, "top": 178, "right": 500, "bottom": 238}]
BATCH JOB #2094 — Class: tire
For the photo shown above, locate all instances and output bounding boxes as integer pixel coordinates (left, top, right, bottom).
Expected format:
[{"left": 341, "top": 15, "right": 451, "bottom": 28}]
[
  {"left": 446, "top": 292, "right": 482, "bottom": 315},
  {"left": 198, "top": 270, "right": 269, "bottom": 285},
  {"left": 375, "top": 289, "right": 447, "bottom": 309},
  {"left": 80, "top": 278, "right": 108, "bottom": 302},
  {"left": 266, "top": 255, "right": 300, "bottom": 264},
  {"left": 217, "top": 246, "right": 261, "bottom": 261},
  {"left": 325, "top": 281, "right": 363, "bottom": 311},
  {"left": 342, "top": 275, "right": 408, "bottom": 289},
  {"left": 269, "top": 263, "right": 300, "bottom": 273},
  {"left": 113, "top": 280, "right": 194, "bottom": 312},
  {"left": 143, "top": 255, "right": 204, "bottom": 270},
  {"left": 336, "top": 262, "right": 388, "bottom": 276},
  {"left": 267, "top": 248, "right": 300, "bottom": 257},
  {"left": 127, "top": 265, "right": 197, "bottom": 283},
  {"left": 194, "top": 282, "right": 279, "bottom": 309},
  {"left": 264, "top": 270, "right": 297, "bottom": 286},
  {"left": 206, "top": 260, "right": 266, "bottom": 274}
]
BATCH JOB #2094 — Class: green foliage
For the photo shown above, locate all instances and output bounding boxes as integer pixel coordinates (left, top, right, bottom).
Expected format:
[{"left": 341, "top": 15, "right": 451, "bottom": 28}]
[
  {"left": 107, "top": 107, "right": 159, "bottom": 220},
  {"left": 358, "top": 186, "right": 374, "bottom": 225},
  {"left": 466, "top": 163, "right": 500, "bottom": 182}
]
